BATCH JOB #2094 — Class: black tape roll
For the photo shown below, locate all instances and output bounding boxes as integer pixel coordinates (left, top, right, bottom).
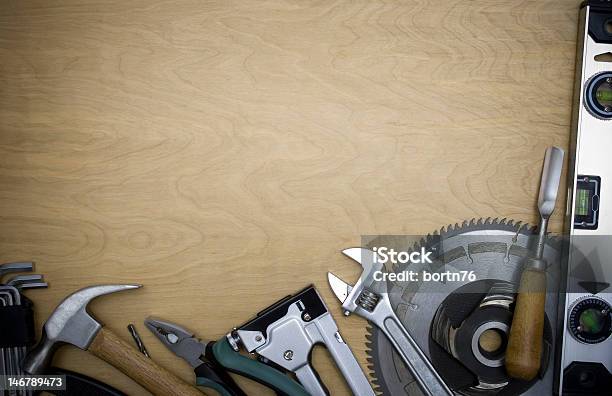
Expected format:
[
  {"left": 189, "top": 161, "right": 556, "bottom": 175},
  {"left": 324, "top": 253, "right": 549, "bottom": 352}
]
[
  {"left": 453, "top": 305, "right": 512, "bottom": 384},
  {"left": 429, "top": 280, "right": 554, "bottom": 395}
]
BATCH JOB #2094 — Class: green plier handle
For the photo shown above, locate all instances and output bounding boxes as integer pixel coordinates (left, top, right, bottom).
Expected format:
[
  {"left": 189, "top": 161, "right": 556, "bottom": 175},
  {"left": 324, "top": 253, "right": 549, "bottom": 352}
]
[{"left": 211, "top": 337, "right": 310, "bottom": 396}]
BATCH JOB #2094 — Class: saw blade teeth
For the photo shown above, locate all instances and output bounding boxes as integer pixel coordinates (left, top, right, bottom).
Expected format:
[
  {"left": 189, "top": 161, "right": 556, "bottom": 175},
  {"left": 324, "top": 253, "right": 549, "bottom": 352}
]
[{"left": 365, "top": 217, "right": 565, "bottom": 396}]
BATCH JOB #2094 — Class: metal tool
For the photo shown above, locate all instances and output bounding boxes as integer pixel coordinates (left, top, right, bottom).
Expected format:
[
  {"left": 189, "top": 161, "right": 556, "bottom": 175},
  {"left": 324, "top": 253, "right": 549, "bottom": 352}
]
[
  {"left": 145, "top": 317, "right": 245, "bottom": 396},
  {"left": 556, "top": 2, "right": 612, "bottom": 394},
  {"left": 11, "top": 282, "right": 48, "bottom": 291},
  {"left": 145, "top": 317, "right": 309, "bottom": 396},
  {"left": 0, "top": 279, "right": 45, "bottom": 396},
  {"left": 5, "top": 275, "right": 44, "bottom": 288},
  {"left": 0, "top": 263, "right": 33, "bottom": 284},
  {"left": 505, "top": 146, "right": 564, "bottom": 381},
  {"left": 0, "top": 265, "right": 126, "bottom": 396},
  {"left": 228, "top": 285, "right": 374, "bottom": 396},
  {"left": 0, "top": 260, "right": 38, "bottom": 396},
  {"left": 127, "top": 324, "right": 150, "bottom": 358},
  {"left": 0, "top": 294, "right": 8, "bottom": 393},
  {"left": 0, "top": 285, "right": 23, "bottom": 396},
  {"left": 329, "top": 248, "right": 453, "bottom": 396},
  {"left": 22, "top": 284, "right": 202, "bottom": 396},
  {"left": 364, "top": 219, "right": 562, "bottom": 396}
]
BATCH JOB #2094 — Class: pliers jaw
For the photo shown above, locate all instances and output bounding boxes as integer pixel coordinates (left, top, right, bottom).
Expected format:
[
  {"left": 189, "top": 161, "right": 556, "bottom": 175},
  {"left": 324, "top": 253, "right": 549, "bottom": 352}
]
[{"left": 144, "top": 317, "right": 207, "bottom": 368}]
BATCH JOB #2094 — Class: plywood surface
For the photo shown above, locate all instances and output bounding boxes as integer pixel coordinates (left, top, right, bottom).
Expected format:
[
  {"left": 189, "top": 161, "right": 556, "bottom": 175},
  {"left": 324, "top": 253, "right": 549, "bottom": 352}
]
[{"left": 0, "top": 1, "right": 578, "bottom": 394}]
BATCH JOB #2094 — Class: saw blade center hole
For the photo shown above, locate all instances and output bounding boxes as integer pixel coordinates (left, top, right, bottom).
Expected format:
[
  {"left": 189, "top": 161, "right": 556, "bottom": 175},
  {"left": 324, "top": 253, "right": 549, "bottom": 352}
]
[{"left": 478, "top": 329, "right": 504, "bottom": 353}]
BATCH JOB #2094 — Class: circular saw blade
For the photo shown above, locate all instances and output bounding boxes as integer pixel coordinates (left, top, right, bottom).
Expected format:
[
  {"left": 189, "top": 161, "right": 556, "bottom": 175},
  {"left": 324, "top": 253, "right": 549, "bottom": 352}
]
[{"left": 365, "top": 218, "right": 561, "bottom": 396}]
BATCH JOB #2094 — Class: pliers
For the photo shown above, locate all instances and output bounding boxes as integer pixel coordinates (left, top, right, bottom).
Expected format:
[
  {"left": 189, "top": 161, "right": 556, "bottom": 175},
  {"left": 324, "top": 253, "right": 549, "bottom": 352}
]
[{"left": 144, "top": 317, "right": 309, "bottom": 396}]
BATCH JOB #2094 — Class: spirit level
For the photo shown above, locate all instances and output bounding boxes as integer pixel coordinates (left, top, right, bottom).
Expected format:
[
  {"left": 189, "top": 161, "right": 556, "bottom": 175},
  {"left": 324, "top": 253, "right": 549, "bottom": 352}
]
[{"left": 557, "top": 1, "right": 612, "bottom": 394}]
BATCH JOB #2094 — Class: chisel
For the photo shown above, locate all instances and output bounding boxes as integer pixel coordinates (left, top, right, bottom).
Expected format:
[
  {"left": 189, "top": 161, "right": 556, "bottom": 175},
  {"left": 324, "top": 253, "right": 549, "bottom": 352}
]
[{"left": 505, "top": 146, "right": 564, "bottom": 380}]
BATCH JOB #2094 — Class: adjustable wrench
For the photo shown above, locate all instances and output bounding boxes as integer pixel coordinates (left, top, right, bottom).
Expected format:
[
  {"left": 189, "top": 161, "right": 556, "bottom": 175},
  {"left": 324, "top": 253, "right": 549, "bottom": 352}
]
[
  {"left": 328, "top": 248, "right": 453, "bottom": 396},
  {"left": 228, "top": 285, "right": 374, "bottom": 396}
]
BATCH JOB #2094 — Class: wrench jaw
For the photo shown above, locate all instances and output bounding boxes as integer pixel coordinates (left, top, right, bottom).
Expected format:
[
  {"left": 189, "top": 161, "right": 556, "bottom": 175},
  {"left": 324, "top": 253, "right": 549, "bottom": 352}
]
[{"left": 331, "top": 248, "right": 388, "bottom": 318}]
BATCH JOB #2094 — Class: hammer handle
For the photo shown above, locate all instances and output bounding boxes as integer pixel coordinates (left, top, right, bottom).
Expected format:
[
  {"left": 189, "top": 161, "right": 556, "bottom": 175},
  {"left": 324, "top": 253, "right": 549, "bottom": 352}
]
[
  {"left": 505, "top": 268, "right": 546, "bottom": 381},
  {"left": 89, "top": 327, "right": 203, "bottom": 396}
]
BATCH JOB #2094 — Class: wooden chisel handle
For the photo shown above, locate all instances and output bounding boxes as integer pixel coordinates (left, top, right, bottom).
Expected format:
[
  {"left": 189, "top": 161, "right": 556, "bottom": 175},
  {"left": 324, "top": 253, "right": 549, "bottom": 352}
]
[
  {"left": 505, "top": 267, "right": 546, "bottom": 380},
  {"left": 89, "top": 327, "right": 204, "bottom": 396}
]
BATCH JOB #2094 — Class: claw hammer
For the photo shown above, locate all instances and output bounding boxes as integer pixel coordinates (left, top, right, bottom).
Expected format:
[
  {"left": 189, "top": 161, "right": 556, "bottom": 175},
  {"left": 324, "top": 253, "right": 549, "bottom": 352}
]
[{"left": 22, "top": 285, "right": 203, "bottom": 396}]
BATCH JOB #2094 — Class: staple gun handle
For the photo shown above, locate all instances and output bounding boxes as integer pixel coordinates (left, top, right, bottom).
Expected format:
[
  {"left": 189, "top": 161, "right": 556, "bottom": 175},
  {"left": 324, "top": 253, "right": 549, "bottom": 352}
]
[
  {"left": 318, "top": 314, "right": 375, "bottom": 396},
  {"left": 295, "top": 365, "right": 328, "bottom": 396},
  {"left": 212, "top": 338, "right": 310, "bottom": 396}
]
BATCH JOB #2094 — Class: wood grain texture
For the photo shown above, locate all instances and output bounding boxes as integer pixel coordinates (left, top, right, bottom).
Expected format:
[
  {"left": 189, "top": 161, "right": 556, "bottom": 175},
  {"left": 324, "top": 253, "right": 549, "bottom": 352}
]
[
  {"left": 89, "top": 327, "right": 204, "bottom": 396},
  {"left": 0, "top": 0, "right": 578, "bottom": 394}
]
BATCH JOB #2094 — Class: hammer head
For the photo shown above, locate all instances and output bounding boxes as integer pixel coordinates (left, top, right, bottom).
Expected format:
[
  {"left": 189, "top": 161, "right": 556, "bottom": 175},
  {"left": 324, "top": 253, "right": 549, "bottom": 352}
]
[{"left": 23, "top": 284, "right": 140, "bottom": 375}]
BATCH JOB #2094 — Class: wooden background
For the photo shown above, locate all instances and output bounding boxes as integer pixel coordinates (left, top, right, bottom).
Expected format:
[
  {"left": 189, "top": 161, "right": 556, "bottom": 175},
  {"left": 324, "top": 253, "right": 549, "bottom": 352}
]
[{"left": 0, "top": 1, "right": 578, "bottom": 394}]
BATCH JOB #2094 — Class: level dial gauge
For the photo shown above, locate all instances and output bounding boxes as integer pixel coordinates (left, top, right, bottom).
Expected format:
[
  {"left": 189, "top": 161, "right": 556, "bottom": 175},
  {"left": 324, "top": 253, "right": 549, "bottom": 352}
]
[{"left": 568, "top": 296, "right": 612, "bottom": 344}]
